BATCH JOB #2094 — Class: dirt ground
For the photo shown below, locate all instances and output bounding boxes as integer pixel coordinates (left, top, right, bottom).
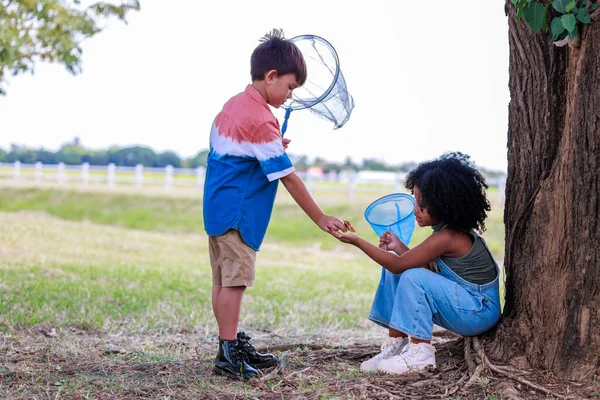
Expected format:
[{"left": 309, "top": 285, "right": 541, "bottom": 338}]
[{"left": 1, "top": 326, "right": 597, "bottom": 399}]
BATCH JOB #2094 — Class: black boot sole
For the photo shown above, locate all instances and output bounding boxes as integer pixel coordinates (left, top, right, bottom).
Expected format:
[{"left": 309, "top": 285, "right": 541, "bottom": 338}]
[
  {"left": 212, "top": 366, "right": 258, "bottom": 380},
  {"left": 249, "top": 358, "right": 279, "bottom": 370}
]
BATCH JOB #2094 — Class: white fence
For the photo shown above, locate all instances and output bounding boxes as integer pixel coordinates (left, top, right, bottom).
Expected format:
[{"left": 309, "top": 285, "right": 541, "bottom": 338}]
[
  {"left": 0, "top": 161, "right": 206, "bottom": 190},
  {"left": 0, "top": 161, "right": 506, "bottom": 202}
]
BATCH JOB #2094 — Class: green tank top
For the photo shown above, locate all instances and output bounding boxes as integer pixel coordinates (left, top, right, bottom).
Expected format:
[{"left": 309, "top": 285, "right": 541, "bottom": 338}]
[{"left": 433, "top": 223, "right": 498, "bottom": 285}]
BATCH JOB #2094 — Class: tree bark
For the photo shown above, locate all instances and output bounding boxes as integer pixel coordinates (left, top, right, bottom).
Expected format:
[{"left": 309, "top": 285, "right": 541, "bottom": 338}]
[{"left": 490, "top": 2, "right": 600, "bottom": 381}]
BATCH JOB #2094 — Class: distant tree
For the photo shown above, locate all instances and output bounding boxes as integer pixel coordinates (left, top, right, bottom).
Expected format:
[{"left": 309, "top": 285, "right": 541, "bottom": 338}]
[
  {"left": 322, "top": 163, "right": 340, "bottom": 174},
  {"left": 185, "top": 150, "right": 209, "bottom": 168},
  {"left": 0, "top": 0, "right": 140, "bottom": 95},
  {"left": 0, "top": 148, "right": 6, "bottom": 162},
  {"left": 84, "top": 151, "right": 109, "bottom": 166},
  {"left": 36, "top": 149, "right": 57, "bottom": 164},
  {"left": 4, "top": 144, "right": 35, "bottom": 163},
  {"left": 108, "top": 146, "right": 157, "bottom": 167},
  {"left": 155, "top": 151, "right": 181, "bottom": 168},
  {"left": 397, "top": 161, "right": 418, "bottom": 172},
  {"left": 312, "top": 157, "right": 327, "bottom": 169},
  {"left": 361, "top": 158, "right": 388, "bottom": 171},
  {"left": 289, "top": 154, "right": 309, "bottom": 170},
  {"left": 56, "top": 143, "right": 87, "bottom": 165},
  {"left": 342, "top": 156, "right": 358, "bottom": 171}
]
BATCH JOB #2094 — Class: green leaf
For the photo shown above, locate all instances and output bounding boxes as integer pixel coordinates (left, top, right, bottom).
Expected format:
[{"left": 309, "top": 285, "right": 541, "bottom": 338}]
[
  {"left": 551, "top": 17, "right": 566, "bottom": 40},
  {"left": 0, "top": 0, "right": 139, "bottom": 96},
  {"left": 523, "top": 1, "right": 548, "bottom": 33},
  {"left": 568, "top": 24, "right": 579, "bottom": 38},
  {"left": 510, "top": 0, "right": 519, "bottom": 5},
  {"left": 516, "top": 0, "right": 526, "bottom": 20},
  {"left": 576, "top": 7, "right": 591, "bottom": 23},
  {"left": 590, "top": 4, "right": 600, "bottom": 11},
  {"left": 561, "top": 13, "right": 577, "bottom": 32},
  {"left": 566, "top": 0, "right": 576, "bottom": 12},
  {"left": 552, "top": 0, "right": 571, "bottom": 13}
]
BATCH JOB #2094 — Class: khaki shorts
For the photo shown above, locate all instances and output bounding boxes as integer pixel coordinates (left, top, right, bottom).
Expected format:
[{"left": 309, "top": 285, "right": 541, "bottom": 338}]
[{"left": 209, "top": 229, "right": 256, "bottom": 287}]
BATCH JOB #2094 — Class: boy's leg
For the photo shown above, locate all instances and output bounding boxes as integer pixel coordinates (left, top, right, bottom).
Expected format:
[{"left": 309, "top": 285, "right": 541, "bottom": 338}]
[
  {"left": 209, "top": 230, "right": 255, "bottom": 338},
  {"left": 211, "top": 285, "right": 221, "bottom": 320},
  {"left": 209, "top": 231, "right": 258, "bottom": 379},
  {"left": 214, "top": 286, "right": 246, "bottom": 340}
]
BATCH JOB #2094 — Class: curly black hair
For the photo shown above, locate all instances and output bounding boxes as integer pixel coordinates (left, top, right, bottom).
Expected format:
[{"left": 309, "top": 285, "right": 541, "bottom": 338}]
[{"left": 405, "top": 152, "right": 491, "bottom": 233}]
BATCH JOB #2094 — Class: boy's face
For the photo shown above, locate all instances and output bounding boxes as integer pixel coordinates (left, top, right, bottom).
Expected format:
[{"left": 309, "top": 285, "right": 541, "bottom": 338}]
[{"left": 265, "top": 71, "right": 299, "bottom": 108}]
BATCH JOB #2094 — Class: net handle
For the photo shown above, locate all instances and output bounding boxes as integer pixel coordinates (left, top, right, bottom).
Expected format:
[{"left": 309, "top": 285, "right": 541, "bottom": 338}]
[{"left": 281, "top": 108, "right": 292, "bottom": 137}]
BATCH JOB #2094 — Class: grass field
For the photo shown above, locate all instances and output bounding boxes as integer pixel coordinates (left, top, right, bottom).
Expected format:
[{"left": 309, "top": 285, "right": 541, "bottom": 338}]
[{"left": 0, "top": 185, "right": 508, "bottom": 398}]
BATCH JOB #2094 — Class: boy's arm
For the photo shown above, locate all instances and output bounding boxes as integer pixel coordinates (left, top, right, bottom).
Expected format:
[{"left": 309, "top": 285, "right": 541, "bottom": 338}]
[{"left": 280, "top": 172, "right": 347, "bottom": 234}]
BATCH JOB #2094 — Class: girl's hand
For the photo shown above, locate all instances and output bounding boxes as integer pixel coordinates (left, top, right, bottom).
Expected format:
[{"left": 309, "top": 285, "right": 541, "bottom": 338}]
[
  {"left": 336, "top": 232, "right": 360, "bottom": 245},
  {"left": 379, "top": 231, "right": 402, "bottom": 252}
]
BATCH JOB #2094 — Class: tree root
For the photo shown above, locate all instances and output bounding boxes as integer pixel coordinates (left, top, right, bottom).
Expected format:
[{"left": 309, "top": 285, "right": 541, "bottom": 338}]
[{"left": 459, "top": 337, "right": 571, "bottom": 399}]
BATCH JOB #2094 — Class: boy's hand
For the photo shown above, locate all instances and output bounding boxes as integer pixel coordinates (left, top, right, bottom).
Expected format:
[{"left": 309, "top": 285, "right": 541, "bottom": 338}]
[
  {"left": 317, "top": 215, "right": 347, "bottom": 235},
  {"left": 379, "top": 231, "right": 402, "bottom": 252},
  {"left": 282, "top": 138, "right": 291, "bottom": 150}
]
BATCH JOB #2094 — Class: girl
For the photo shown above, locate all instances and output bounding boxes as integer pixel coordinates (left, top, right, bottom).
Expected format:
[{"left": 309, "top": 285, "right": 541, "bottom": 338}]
[{"left": 334, "top": 152, "right": 501, "bottom": 375}]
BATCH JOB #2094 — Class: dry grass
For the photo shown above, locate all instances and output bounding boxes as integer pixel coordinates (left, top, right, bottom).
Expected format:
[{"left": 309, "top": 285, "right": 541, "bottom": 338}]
[
  {"left": 2, "top": 188, "right": 588, "bottom": 399},
  {"left": 1, "top": 329, "right": 596, "bottom": 399}
]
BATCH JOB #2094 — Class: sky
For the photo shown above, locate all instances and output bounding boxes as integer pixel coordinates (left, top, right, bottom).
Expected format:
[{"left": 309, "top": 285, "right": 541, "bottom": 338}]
[{"left": 0, "top": 0, "right": 510, "bottom": 171}]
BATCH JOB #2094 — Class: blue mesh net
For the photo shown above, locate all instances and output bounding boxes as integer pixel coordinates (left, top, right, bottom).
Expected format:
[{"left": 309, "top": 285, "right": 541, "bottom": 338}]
[
  {"left": 364, "top": 193, "right": 416, "bottom": 287},
  {"left": 282, "top": 35, "right": 355, "bottom": 134},
  {"left": 364, "top": 193, "right": 416, "bottom": 245}
]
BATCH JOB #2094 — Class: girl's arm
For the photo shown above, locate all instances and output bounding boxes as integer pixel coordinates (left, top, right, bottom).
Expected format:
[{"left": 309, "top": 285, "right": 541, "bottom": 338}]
[{"left": 342, "top": 230, "right": 455, "bottom": 274}]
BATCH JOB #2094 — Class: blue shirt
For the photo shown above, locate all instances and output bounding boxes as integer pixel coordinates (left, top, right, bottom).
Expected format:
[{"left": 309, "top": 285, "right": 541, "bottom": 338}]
[{"left": 203, "top": 85, "right": 295, "bottom": 250}]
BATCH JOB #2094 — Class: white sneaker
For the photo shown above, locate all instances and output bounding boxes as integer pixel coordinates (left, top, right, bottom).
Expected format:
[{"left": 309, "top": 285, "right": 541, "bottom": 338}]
[
  {"left": 360, "top": 337, "right": 409, "bottom": 372},
  {"left": 376, "top": 342, "right": 436, "bottom": 374}
]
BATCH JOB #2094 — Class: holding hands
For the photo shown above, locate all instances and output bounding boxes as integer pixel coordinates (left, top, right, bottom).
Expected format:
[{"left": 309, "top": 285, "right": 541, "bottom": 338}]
[
  {"left": 333, "top": 225, "right": 408, "bottom": 255},
  {"left": 318, "top": 215, "right": 349, "bottom": 236}
]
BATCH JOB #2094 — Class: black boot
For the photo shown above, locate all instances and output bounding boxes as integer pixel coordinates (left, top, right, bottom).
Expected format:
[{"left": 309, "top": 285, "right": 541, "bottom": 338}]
[
  {"left": 237, "top": 331, "right": 278, "bottom": 369},
  {"left": 213, "top": 338, "right": 259, "bottom": 380}
]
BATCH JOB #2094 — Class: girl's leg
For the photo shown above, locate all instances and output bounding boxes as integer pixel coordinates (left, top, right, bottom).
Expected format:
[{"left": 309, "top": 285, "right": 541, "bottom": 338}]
[
  {"left": 377, "top": 268, "right": 452, "bottom": 374},
  {"left": 368, "top": 269, "right": 403, "bottom": 329},
  {"left": 360, "top": 334, "right": 409, "bottom": 372},
  {"left": 388, "top": 267, "right": 497, "bottom": 340},
  {"left": 361, "top": 272, "right": 410, "bottom": 372},
  {"left": 388, "top": 327, "right": 408, "bottom": 338},
  {"left": 378, "top": 268, "right": 499, "bottom": 375}
]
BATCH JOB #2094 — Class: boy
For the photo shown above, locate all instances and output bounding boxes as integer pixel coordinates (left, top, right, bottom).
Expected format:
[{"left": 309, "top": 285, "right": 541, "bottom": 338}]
[{"left": 203, "top": 29, "right": 348, "bottom": 380}]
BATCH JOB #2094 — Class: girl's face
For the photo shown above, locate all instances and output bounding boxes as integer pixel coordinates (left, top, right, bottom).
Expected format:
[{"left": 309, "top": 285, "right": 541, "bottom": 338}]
[{"left": 413, "top": 186, "right": 437, "bottom": 227}]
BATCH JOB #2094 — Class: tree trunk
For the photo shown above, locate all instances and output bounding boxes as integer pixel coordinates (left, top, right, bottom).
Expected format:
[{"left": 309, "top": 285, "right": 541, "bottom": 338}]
[{"left": 490, "top": 3, "right": 600, "bottom": 381}]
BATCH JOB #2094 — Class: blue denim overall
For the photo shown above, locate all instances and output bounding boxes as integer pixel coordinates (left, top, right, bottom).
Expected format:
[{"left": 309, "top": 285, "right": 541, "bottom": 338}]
[{"left": 368, "top": 258, "right": 501, "bottom": 340}]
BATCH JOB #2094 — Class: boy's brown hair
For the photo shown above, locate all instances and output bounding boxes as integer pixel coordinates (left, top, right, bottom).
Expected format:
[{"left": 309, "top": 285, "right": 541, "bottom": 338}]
[{"left": 250, "top": 29, "right": 307, "bottom": 86}]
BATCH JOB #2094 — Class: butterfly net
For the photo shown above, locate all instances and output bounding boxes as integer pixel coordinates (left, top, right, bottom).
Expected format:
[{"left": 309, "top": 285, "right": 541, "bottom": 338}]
[{"left": 283, "top": 35, "right": 354, "bottom": 132}]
